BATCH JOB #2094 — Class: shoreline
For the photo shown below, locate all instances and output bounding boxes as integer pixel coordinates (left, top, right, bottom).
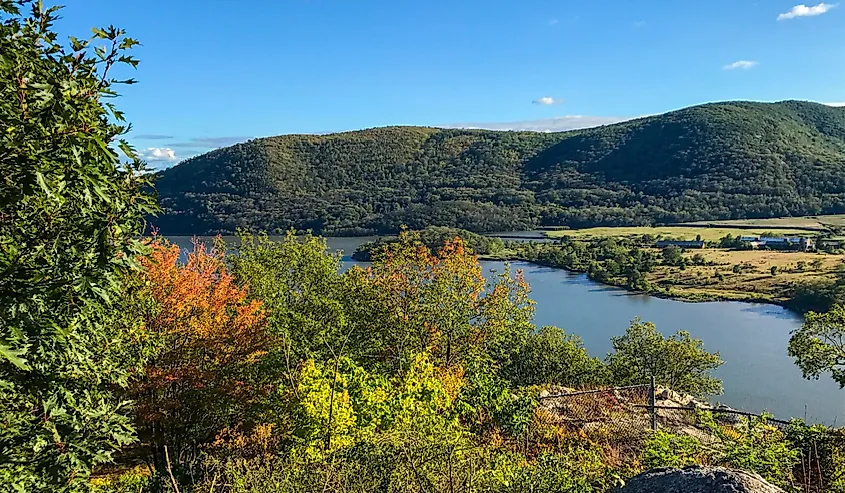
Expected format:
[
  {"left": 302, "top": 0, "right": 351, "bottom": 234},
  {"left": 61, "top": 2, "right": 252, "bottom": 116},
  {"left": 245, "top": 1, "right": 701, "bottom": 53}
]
[{"left": 478, "top": 253, "right": 794, "bottom": 311}]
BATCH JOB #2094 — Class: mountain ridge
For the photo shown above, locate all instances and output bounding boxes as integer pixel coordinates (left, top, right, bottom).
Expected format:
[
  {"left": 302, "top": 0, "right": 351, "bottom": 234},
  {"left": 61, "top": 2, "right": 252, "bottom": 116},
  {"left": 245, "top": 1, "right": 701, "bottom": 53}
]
[{"left": 153, "top": 100, "right": 845, "bottom": 236}]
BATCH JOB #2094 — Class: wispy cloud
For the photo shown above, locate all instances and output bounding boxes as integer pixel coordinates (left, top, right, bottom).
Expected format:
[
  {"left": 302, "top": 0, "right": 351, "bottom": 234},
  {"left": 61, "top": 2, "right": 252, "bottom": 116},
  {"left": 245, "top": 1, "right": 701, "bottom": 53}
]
[
  {"left": 532, "top": 97, "right": 564, "bottom": 105},
  {"left": 548, "top": 18, "right": 559, "bottom": 26},
  {"left": 632, "top": 20, "right": 646, "bottom": 28},
  {"left": 723, "top": 60, "right": 759, "bottom": 70},
  {"left": 166, "top": 136, "right": 251, "bottom": 149},
  {"left": 441, "top": 115, "right": 633, "bottom": 133},
  {"left": 777, "top": 3, "right": 837, "bottom": 20},
  {"left": 134, "top": 134, "right": 174, "bottom": 140}
]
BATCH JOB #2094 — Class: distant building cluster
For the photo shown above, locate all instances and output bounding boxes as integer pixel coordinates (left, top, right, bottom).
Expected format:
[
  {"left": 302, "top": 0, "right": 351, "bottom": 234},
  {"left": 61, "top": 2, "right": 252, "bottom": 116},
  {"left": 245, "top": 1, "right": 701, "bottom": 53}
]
[
  {"left": 654, "top": 235, "right": 826, "bottom": 251},
  {"left": 738, "top": 235, "right": 813, "bottom": 250}
]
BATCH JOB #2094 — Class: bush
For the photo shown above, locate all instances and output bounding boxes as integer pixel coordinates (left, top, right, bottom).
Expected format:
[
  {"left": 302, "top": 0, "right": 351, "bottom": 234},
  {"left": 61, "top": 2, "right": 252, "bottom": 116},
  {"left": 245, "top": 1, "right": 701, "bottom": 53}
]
[
  {"left": 699, "top": 412, "right": 799, "bottom": 489},
  {"left": 640, "top": 430, "right": 705, "bottom": 469},
  {"left": 503, "top": 326, "right": 608, "bottom": 388}
]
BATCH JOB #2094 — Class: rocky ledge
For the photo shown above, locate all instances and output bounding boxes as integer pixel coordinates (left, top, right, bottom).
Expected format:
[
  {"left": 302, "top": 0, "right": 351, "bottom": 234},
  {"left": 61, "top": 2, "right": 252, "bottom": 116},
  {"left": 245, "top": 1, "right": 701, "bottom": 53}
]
[{"left": 618, "top": 466, "right": 784, "bottom": 493}]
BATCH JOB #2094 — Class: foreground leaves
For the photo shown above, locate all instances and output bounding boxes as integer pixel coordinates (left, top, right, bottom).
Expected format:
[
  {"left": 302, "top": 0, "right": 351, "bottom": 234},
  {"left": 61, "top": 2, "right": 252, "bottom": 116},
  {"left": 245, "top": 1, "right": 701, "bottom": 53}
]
[{"left": 0, "top": 2, "right": 155, "bottom": 491}]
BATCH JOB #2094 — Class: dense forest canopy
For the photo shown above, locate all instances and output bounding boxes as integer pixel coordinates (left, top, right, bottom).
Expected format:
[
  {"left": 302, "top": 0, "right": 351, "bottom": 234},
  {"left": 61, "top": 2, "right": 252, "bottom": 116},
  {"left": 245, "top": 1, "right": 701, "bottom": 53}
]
[{"left": 153, "top": 100, "right": 845, "bottom": 235}]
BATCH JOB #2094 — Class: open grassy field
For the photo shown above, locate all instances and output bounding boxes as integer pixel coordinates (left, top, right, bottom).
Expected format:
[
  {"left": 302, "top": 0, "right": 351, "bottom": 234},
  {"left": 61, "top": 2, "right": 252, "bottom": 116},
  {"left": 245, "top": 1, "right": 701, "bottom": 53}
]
[
  {"left": 645, "top": 249, "right": 844, "bottom": 304},
  {"left": 682, "top": 214, "right": 845, "bottom": 230},
  {"left": 545, "top": 226, "right": 814, "bottom": 242},
  {"left": 545, "top": 214, "right": 845, "bottom": 242}
]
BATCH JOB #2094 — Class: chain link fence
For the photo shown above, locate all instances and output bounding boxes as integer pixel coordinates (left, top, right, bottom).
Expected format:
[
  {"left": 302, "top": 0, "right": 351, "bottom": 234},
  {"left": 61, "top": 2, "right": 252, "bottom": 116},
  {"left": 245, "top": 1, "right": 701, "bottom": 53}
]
[
  {"left": 537, "top": 379, "right": 791, "bottom": 436},
  {"left": 534, "top": 380, "right": 841, "bottom": 492}
]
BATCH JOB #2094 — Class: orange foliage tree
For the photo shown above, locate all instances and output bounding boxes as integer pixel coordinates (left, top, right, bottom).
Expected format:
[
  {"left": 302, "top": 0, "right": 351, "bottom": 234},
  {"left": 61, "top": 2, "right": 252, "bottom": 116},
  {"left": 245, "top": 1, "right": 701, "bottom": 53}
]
[
  {"left": 353, "top": 234, "right": 535, "bottom": 372},
  {"left": 128, "top": 237, "right": 271, "bottom": 467}
]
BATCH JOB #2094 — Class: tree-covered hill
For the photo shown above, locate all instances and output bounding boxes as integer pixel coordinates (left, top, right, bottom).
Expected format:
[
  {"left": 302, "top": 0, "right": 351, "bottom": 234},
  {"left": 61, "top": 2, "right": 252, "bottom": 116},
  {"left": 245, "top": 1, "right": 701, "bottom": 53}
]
[{"left": 153, "top": 100, "right": 845, "bottom": 235}]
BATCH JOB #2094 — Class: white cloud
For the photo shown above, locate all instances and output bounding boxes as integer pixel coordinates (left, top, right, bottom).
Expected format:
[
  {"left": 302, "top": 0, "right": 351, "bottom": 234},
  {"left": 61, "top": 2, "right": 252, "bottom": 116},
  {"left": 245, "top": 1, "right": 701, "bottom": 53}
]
[
  {"left": 441, "top": 115, "right": 633, "bottom": 133},
  {"left": 532, "top": 96, "right": 564, "bottom": 105},
  {"left": 632, "top": 20, "right": 646, "bottom": 28},
  {"left": 825, "top": 102, "right": 845, "bottom": 107},
  {"left": 548, "top": 18, "right": 559, "bottom": 25},
  {"left": 143, "top": 147, "right": 178, "bottom": 162},
  {"left": 723, "top": 60, "right": 759, "bottom": 70},
  {"left": 777, "top": 3, "right": 837, "bottom": 20}
]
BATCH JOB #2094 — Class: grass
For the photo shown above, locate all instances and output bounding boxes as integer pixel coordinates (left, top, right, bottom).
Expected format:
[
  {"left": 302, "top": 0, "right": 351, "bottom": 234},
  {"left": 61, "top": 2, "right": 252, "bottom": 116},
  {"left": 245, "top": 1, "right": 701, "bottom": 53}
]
[
  {"left": 534, "top": 217, "right": 845, "bottom": 307},
  {"left": 545, "top": 226, "right": 813, "bottom": 242},
  {"left": 645, "top": 249, "right": 843, "bottom": 305},
  {"left": 682, "top": 214, "right": 845, "bottom": 230}
]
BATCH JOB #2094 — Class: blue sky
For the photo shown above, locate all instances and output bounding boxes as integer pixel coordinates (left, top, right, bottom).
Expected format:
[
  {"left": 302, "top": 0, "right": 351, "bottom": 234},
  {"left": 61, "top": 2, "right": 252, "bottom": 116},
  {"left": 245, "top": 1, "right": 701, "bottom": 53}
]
[{"left": 53, "top": 1, "right": 844, "bottom": 167}]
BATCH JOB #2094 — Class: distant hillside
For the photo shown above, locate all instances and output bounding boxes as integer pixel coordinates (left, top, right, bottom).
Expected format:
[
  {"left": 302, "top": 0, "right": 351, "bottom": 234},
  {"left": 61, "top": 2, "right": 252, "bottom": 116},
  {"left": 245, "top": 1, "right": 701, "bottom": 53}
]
[{"left": 153, "top": 100, "right": 845, "bottom": 236}]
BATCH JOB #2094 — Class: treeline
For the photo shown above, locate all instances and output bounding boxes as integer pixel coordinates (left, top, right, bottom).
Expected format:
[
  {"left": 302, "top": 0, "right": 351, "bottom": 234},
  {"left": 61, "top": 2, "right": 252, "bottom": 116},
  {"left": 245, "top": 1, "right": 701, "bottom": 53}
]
[
  {"left": 154, "top": 101, "right": 845, "bottom": 236},
  {"left": 519, "top": 238, "right": 660, "bottom": 292}
]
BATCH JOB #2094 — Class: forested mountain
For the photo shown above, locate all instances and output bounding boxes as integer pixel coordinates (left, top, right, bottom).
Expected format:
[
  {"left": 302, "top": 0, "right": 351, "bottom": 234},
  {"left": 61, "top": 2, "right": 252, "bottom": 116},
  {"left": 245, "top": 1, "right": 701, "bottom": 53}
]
[{"left": 153, "top": 100, "right": 845, "bottom": 235}]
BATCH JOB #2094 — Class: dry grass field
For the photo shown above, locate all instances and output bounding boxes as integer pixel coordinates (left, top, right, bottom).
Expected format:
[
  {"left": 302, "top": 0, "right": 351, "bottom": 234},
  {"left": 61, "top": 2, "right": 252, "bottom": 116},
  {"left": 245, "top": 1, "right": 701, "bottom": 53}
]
[
  {"left": 682, "top": 214, "right": 845, "bottom": 230},
  {"left": 645, "top": 248, "right": 844, "bottom": 303},
  {"left": 545, "top": 226, "right": 813, "bottom": 242},
  {"left": 545, "top": 214, "right": 845, "bottom": 243}
]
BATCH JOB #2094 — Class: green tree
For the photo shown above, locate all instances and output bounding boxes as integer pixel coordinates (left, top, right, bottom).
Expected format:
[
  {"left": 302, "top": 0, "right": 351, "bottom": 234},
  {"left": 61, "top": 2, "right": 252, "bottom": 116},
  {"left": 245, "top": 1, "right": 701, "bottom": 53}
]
[
  {"left": 606, "top": 319, "right": 724, "bottom": 397},
  {"left": 228, "top": 231, "right": 352, "bottom": 377},
  {"left": 788, "top": 304, "right": 845, "bottom": 387},
  {"left": 503, "top": 326, "right": 607, "bottom": 388},
  {"left": 0, "top": 3, "right": 155, "bottom": 491},
  {"left": 662, "top": 245, "right": 684, "bottom": 266}
]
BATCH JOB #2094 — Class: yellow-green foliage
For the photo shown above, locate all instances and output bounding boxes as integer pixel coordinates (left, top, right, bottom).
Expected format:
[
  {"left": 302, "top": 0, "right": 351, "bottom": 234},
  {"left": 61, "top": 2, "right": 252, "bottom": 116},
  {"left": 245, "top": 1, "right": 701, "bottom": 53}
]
[
  {"left": 640, "top": 431, "right": 705, "bottom": 469},
  {"left": 289, "top": 353, "right": 460, "bottom": 459},
  {"left": 652, "top": 412, "right": 800, "bottom": 490}
]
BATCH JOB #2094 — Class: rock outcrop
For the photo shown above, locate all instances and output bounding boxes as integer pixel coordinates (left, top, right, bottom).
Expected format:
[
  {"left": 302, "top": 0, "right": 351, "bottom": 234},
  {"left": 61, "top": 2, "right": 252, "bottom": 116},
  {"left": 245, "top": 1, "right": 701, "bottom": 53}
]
[{"left": 618, "top": 466, "right": 785, "bottom": 493}]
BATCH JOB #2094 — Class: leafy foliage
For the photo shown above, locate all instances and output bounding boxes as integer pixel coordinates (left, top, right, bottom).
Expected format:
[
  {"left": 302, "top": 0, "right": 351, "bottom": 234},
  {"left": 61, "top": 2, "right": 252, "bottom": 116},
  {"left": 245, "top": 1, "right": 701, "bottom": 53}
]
[
  {"left": 642, "top": 414, "right": 804, "bottom": 491},
  {"left": 698, "top": 413, "right": 799, "bottom": 488},
  {"left": 126, "top": 237, "right": 271, "bottom": 468},
  {"left": 788, "top": 304, "right": 845, "bottom": 388},
  {"left": 640, "top": 430, "right": 704, "bottom": 469},
  {"left": 359, "top": 233, "right": 534, "bottom": 370},
  {"left": 89, "top": 232, "right": 837, "bottom": 493},
  {"left": 0, "top": 3, "right": 155, "bottom": 491},
  {"left": 503, "top": 325, "right": 608, "bottom": 388},
  {"left": 606, "top": 319, "right": 724, "bottom": 397},
  {"left": 154, "top": 101, "right": 845, "bottom": 235}
]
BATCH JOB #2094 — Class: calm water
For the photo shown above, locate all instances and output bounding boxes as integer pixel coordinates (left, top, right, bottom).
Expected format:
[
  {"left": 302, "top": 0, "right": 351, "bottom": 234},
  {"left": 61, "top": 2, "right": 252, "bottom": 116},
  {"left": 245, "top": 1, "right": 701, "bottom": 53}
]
[{"left": 168, "top": 235, "right": 844, "bottom": 424}]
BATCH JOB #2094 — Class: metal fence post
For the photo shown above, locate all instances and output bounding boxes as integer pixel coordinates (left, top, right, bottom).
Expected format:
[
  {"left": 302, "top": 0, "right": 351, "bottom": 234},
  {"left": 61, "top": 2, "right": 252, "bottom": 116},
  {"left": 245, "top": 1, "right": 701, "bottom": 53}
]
[{"left": 649, "top": 375, "right": 657, "bottom": 431}]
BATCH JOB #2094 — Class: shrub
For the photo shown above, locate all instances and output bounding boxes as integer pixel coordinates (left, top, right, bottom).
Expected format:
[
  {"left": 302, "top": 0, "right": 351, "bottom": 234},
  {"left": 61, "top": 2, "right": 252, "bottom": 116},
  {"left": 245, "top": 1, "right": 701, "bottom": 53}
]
[
  {"left": 503, "top": 326, "right": 608, "bottom": 388},
  {"left": 699, "top": 412, "right": 799, "bottom": 489},
  {"left": 640, "top": 430, "right": 705, "bottom": 469}
]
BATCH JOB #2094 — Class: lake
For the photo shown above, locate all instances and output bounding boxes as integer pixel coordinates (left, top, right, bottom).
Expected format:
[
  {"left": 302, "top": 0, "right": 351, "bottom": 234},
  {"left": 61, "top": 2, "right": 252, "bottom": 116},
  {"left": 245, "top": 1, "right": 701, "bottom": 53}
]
[{"left": 167, "top": 235, "right": 844, "bottom": 425}]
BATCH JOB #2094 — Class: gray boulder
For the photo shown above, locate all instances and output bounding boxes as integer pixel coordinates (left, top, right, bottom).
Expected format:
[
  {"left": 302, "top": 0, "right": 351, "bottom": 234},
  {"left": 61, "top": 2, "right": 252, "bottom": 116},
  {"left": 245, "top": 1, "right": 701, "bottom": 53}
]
[{"left": 618, "top": 466, "right": 785, "bottom": 493}]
